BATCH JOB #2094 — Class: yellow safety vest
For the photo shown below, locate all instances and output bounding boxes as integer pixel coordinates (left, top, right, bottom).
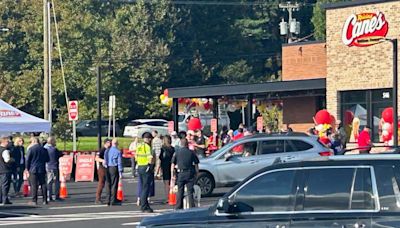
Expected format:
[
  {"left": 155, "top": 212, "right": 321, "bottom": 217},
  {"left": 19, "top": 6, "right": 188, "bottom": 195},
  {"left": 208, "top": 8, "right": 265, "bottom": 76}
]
[{"left": 135, "top": 143, "right": 152, "bottom": 166}]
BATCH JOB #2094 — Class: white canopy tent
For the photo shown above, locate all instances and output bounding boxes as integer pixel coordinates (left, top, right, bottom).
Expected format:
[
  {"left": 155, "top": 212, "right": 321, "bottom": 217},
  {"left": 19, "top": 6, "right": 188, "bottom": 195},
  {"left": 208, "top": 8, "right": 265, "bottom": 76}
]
[{"left": 0, "top": 99, "right": 51, "bottom": 134}]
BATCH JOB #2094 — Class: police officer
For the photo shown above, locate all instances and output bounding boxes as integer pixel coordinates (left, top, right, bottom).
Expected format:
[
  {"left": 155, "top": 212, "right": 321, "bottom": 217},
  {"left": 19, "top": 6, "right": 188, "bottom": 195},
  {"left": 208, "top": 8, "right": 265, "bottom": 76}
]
[
  {"left": 135, "top": 132, "right": 155, "bottom": 213},
  {"left": 0, "top": 135, "right": 13, "bottom": 205},
  {"left": 171, "top": 138, "right": 199, "bottom": 210}
]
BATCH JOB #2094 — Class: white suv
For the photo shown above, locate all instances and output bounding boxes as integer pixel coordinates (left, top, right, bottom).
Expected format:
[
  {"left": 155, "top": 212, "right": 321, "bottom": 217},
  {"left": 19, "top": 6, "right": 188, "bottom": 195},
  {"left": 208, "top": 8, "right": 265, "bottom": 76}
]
[{"left": 123, "top": 119, "right": 168, "bottom": 137}]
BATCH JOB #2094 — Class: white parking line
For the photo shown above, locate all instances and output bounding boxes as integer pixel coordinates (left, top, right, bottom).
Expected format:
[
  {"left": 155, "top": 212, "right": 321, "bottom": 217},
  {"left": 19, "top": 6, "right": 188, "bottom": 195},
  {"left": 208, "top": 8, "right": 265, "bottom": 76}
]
[
  {"left": 0, "top": 210, "right": 170, "bottom": 226},
  {"left": 121, "top": 222, "right": 140, "bottom": 226}
]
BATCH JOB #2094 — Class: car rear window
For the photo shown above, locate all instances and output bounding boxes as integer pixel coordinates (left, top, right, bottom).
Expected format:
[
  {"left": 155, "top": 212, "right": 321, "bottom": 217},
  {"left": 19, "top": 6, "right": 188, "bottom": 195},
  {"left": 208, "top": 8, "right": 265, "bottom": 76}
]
[
  {"left": 302, "top": 167, "right": 374, "bottom": 211},
  {"left": 285, "top": 140, "right": 313, "bottom": 152},
  {"left": 374, "top": 165, "right": 400, "bottom": 212}
]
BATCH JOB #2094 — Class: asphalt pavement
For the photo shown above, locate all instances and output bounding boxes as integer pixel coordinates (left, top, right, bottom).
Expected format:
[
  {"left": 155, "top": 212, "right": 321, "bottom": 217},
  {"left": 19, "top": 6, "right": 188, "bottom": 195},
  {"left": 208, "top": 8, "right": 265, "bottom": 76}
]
[{"left": 0, "top": 175, "right": 228, "bottom": 227}]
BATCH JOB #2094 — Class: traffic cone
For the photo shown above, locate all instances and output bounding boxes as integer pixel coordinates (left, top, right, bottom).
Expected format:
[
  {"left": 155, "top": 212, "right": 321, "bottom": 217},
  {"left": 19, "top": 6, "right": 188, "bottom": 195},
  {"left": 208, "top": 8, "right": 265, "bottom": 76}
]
[
  {"left": 59, "top": 173, "right": 68, "bottom": 199},
  {"left": 117, "top": 180, "right": 124, "bottom": 201},
  {"left": 23, "top": 171, "right": 30, "bottom": 197},
  {"left": 168, "top": 177, "right": 176, "bottom": 206},
  {"left": 168, "top": 189, "right": 176, "bottom": 206}
]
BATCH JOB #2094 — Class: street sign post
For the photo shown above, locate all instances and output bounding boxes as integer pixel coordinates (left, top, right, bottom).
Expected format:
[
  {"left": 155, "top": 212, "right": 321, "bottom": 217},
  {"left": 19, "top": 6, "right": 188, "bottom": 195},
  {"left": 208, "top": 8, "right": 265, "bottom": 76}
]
[{"left": 68, "top": 101, "right": 78, "bottom": 152}]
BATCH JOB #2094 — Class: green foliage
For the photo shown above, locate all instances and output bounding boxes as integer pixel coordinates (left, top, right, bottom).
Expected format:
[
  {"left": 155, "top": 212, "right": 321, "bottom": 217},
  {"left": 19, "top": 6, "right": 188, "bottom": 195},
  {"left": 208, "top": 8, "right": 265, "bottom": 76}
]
[
  {"left": 311, "top": 0, "right": 345, "bottom": 40},
  {"left": 0, "top": 0, "right": 317, "bottom": 126}
]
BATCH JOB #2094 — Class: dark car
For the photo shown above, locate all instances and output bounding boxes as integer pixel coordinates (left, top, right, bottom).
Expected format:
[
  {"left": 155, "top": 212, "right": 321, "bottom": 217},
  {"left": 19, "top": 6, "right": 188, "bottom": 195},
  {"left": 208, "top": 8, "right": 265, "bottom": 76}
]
[
  {"left": 138, "top": 154, "right": 400, "bottom": 228},
  {"left": 76, "top": 120, "right": 121, "bottom": 137}
]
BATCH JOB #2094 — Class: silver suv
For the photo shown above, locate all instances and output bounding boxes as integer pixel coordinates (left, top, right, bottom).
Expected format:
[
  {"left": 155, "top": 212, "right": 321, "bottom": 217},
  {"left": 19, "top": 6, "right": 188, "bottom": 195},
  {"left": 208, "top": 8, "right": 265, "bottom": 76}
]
[{"left": 196, "top": 133, "right": 331, "bottom": 196}]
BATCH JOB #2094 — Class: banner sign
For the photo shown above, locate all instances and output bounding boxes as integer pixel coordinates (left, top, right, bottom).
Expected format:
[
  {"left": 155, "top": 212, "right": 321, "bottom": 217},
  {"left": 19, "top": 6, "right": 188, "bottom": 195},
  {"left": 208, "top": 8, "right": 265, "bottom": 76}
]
[
  {"left": 210, "top": 118, "right": 218, "bottom": 133},
  {"left": 342, "top": 12, "right": 389, "bottom": 47},
  {"left": 75, "top": 154, "right": 95, "bottom": 182},
  {"left": 59, "top": 155, "right": 74, "bottom": 175},
  {"left": 257, "top": 116, "right": 263, "bottom": 132}
]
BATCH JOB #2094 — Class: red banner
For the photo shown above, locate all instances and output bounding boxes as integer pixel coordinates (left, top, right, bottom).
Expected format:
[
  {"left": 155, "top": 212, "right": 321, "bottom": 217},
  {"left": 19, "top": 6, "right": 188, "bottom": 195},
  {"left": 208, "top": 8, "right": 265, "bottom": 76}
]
[
  {"left": 59, "top": 155, "right": 74, "bottom": 175},
  {"left": 168, "top": 121, "right": 174, "bottom": 134},
  {"left": 211, "top": 118, "right": 217, "bottom": 133},
  {"left": 75, "top": 154, "right": 95, "bottom": 182},
  {"left": 257, "top": 116, "right": 263, "bottom": 132}
]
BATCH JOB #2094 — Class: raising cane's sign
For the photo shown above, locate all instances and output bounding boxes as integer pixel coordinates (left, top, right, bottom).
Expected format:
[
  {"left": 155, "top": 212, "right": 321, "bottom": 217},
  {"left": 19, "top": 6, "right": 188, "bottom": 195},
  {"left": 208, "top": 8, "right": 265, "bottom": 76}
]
[
  {"left": 0, "top": 110, "right": 21, "bottom": 118},
  {"left": 342, "top": 12, "right": 389, "bottom": 47}
]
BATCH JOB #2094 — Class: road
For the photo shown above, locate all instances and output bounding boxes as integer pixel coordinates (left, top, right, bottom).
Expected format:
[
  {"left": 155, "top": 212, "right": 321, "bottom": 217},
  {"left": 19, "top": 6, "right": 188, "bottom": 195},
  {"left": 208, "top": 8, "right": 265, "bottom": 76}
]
[{"left": 0, "top": 176, "right": 228, "bottom": 227}]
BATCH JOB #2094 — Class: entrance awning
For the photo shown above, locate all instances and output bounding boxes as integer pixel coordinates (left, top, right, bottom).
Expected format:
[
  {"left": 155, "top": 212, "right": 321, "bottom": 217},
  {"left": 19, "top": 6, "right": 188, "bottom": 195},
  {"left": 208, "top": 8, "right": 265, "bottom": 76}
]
[{"left": 169, "top": 78, "right": 326, "bottom": 99}]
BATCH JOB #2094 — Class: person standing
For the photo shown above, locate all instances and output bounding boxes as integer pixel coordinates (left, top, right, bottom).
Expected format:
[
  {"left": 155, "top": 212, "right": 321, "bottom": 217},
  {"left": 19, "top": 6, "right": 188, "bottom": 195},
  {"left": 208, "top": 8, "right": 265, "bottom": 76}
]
[
  {"left": 136, "top": 132, "right": 155, "bottom": 213},
  {"left": 104, "top": 139, "right": 123, "bottom": 206},
  {"left": 129, "top": 137, "right": 138, "bottom": 178},
  {"left": 0, "top": 136, "right": 13, "bottom": 205},
  {"left": 151, "top": 131, "right": 162, "bottom": 179},
  {"left": 95, "top": 138, "right": 111, "bottom": 204},
  {"left": 170, "top": 131, "right": 180, "bottom": 149},
  {"left": 44, "top": 137, "right": 63, "bottom": 201},
  {"left": 193, "top": 130, "right": 206, "bottom": 158},
  {"left": 358, "top": 125, "right": 372, "bottom": 154},
  {"left": 11, "top": 137, "right": 25, "bottom": 197},
  {"left": 26, "top": 137, "right": 50, "bottom": 205},
  {"left": 171, "top": 138, "right": 199, "bottom": 210},
  {"left": 160, "top": 135, "right": 175, "bottom": 203}
]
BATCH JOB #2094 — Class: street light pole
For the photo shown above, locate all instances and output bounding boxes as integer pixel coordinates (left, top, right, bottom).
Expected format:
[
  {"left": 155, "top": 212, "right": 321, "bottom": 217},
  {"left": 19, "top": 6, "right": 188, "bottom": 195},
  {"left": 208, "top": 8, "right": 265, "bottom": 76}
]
[
  {"left": 97, "top": 66, "right": 102, "bottom": 152},
  {"left": 391, "top": 39, "right": 398, "bottom": 148}
]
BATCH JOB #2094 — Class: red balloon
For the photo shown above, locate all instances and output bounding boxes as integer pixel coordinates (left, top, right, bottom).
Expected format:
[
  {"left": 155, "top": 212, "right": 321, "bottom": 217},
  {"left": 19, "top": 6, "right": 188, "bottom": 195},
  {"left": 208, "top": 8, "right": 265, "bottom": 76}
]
[
  {"left": 315, "top": 110, "right": 332, "bottom": 124},
  {"left": 203, "top": 102, "right": 211, "bottom": 110},
  {"left": 178, "top": 98, "right": 185, "bottom": 104},
  {"left": 382, "top": 107, "right": 394, "bottom": 123},
  {"left": 185, "top": 98, "right": 192, "bottom": 105},
  {"left": 163, "top": 89, "right": 169, "bottom": 97},
  {"left": 344, "top": 110, "right": 354, "bottom": 125},
  {"left": 188, "top": 118, "right": 202, "bottom": 131}
]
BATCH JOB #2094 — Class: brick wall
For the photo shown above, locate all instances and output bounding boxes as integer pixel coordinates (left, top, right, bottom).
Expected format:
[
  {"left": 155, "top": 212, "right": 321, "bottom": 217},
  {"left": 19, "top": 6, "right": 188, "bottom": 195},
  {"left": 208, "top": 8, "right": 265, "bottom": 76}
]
[
  {"left": 326, "top": 1, "right": 400, "bottom": 117},
  {"left": 283, "top": 97, "right": 317, "bottom": 132},
  {"left": 282, "top": 42, "right": 327, "bottom": 81}
]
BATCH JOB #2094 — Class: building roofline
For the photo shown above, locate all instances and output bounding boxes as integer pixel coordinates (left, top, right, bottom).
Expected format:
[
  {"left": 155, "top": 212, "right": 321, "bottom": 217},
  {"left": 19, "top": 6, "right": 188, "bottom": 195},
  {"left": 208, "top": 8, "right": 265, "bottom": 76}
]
[
  {"left": 282, "top": 40, "right": 326, "bottom": 47},
  {"left": 323, "top": 0, "right": 399, "bottom": 10}
]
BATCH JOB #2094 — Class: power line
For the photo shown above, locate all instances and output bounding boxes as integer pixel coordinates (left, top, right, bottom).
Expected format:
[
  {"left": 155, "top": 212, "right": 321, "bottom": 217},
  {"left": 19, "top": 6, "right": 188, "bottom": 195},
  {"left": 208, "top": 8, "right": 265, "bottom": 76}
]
[{"left": 103, "top": 0, "right": 315, "bottom": 6}]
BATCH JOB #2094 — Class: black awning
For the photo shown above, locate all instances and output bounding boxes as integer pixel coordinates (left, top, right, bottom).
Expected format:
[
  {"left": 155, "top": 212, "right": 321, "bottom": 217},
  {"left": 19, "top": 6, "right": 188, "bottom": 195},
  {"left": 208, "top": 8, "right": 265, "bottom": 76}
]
[{"left": 168, "top": 78, "right": 326, "bottom": 99}]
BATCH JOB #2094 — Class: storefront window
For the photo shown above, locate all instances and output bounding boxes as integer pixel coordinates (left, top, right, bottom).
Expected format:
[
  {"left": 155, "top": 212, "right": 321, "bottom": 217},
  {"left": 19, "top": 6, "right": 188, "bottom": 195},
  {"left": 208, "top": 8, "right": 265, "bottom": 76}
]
[{"left": 340, "top": 89, "right": 392, "bottom": 143}]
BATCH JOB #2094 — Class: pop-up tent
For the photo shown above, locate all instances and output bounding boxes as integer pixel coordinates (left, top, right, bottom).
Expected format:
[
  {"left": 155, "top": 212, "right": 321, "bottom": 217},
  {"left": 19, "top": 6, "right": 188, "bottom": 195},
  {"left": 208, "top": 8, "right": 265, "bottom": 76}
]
[{"left": 0, "top": 99, "right": 51, "bottom": 133}]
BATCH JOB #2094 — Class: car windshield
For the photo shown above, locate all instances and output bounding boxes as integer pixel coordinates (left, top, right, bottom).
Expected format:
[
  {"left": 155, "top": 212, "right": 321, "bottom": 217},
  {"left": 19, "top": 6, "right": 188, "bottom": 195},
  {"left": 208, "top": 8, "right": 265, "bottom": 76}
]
[
  {"left": 77, "top": 121, "right": 89, "bottom": 127},
  {"left": 207, "top": 142, "right": 234, "bottom": 159},
  {"left": 127, "top": 121, "right": 143, "bottom": 126}
]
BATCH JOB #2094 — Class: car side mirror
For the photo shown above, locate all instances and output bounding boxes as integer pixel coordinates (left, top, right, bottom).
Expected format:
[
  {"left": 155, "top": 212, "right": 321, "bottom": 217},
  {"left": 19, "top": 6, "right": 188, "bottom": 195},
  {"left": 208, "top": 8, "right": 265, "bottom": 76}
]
[
  {"left": 216, "top": 198, "right": 230, "bottom": 213},
  {"left": 224, "top": 152, "right": 233, "bottom": 161}
]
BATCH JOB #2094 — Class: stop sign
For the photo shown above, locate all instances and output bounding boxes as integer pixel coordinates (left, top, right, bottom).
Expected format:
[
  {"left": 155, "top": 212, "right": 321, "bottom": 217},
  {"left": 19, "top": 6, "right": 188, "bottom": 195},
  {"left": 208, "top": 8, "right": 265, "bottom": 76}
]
[{"left": 68, "top": 101, "right": 79, "bottom": 121}]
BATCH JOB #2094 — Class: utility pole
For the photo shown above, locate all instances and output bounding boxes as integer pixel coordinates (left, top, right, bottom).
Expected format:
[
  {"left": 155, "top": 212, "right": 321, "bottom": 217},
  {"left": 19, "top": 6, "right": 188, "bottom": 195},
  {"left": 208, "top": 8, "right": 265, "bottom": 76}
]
[
  {"left": 43, "top": 0, "right": 49, "bottom": 120},
  {"left": 97, "top": 66, "right": 102, "bottom": 153},
  {"left": 47, "top": 1, "right": 52, "bottom": 125},
  {"left": 279, "top": 2, "right": 301, "bottom": 43}
]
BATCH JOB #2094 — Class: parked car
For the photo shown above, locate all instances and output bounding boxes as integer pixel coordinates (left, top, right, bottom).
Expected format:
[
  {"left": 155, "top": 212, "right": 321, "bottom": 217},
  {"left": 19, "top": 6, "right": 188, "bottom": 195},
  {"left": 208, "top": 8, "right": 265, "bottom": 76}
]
[
  {"left": 76, "top": 120, "right": 121, "bottom": 137},
  {"left": 138, "top": 154, "right": 400, "bottom": 228},
  {"left": 196, "top": 133, "right": 331, "bottom": 196},
  {"left": 123, "top": 119, "right": 168, "bottom": 138},
  {"left": 178, "top": 112, "right": 230, "bottom": 134}
]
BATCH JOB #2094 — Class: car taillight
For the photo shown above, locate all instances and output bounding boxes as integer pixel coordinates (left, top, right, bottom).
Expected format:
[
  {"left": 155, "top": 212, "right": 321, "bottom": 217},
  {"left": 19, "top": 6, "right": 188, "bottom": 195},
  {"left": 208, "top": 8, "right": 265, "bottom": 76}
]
[{"left": 319, "top": 151, "right": 333, "bottom": 156}]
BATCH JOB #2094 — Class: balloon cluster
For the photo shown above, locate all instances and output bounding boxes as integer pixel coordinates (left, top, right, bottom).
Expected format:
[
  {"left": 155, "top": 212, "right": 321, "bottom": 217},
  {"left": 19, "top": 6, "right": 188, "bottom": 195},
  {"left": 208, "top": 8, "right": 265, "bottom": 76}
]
[
  {"left": 314, "top": 110, "right": 335, "bottom": 138},
  {"left": 160, "top": 89, "right": 173, "bottom": 107},
  {"left": 381, "top": 107, "right": 399, "bottom": 145},
  {"left": 177, "top": 98, "right": 214, "bottom": 113}
]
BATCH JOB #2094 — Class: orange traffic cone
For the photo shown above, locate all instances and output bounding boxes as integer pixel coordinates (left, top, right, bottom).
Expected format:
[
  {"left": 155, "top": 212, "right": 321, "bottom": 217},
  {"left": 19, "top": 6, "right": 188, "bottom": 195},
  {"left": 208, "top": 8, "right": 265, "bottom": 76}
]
[
  {"left": 168, "top": 189, "right": 176, "bottom": 206},
  {"left": 59, "top": 173, "right": 68, "bottom": 199},
  {"left": 168, "top": 177, "right": 176, "bottom": 206},
  {"left": 23, "top": 171, "right": 30, "bottom": 197},
  {"left": 117, "top": 180, "right": 124, "bottom": 201}
]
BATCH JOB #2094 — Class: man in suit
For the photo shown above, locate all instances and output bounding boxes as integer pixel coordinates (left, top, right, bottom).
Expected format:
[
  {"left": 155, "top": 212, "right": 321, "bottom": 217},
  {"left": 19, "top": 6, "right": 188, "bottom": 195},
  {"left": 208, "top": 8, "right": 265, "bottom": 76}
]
[
  {"left": 10, "top": 137, "right": 25, "bottom": 196},
  {"left": 26, "top": 137, "right": 50, "bottom": 205}
]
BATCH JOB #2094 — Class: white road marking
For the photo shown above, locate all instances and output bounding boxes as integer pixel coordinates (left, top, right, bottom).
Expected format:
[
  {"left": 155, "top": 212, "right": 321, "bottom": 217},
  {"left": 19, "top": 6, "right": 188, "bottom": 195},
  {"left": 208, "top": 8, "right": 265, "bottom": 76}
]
[
  {"left": 0, "top": 210, "right": 171, "bottom": 226},
  {"left": 121, "top": 222, "right": 140, "bottom": 226}
]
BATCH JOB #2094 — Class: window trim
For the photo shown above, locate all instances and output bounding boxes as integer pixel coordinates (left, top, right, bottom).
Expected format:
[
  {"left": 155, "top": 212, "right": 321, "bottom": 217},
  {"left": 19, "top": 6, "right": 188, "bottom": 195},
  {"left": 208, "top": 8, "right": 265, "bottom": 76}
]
[{"left": 215, "top": 165, "right": 379, "bottom": 217}]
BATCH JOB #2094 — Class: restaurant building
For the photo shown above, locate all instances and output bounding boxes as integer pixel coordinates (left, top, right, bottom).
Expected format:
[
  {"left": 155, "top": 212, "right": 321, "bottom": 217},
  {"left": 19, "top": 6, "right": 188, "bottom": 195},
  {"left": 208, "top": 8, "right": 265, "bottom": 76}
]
[{"left": 324, "top": 0, "right": 400, "bottom": 142}]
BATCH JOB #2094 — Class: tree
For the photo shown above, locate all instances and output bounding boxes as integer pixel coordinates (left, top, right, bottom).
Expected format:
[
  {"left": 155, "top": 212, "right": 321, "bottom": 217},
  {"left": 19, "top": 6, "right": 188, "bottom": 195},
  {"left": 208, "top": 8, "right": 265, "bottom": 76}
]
[{"left": 311, "top": 0, "right": 344, "bottom": 40}]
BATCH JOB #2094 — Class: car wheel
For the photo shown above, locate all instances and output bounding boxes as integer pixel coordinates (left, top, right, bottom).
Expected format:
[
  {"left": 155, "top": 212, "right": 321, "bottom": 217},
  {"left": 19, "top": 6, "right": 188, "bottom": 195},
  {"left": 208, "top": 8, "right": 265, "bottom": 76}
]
[{"left": 196, "top": 172, "right": 215, "bottom": 197}]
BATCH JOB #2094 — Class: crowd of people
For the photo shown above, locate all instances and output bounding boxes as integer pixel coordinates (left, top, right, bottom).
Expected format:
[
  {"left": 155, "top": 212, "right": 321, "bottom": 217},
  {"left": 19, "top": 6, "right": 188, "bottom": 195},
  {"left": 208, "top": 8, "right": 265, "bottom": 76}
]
[{"left": 0, "top": 135, "right": 63, "bottom": 206}]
